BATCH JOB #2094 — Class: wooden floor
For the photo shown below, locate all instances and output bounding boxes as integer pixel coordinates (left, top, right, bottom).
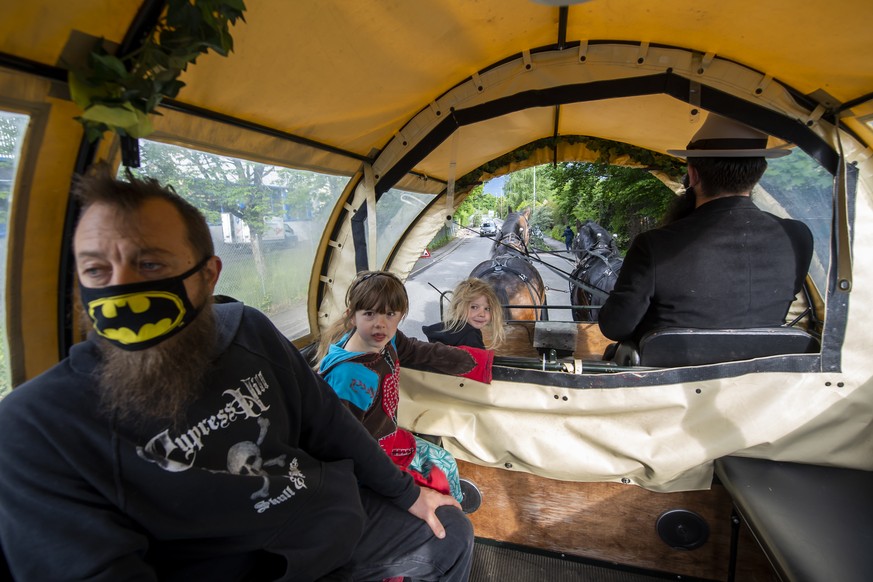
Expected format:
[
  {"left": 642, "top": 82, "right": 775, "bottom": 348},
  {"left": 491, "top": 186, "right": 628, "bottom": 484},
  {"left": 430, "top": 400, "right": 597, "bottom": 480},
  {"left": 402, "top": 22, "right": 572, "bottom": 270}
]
[{"left": 459, "top": 460, "right": 778, "bottom": 582}]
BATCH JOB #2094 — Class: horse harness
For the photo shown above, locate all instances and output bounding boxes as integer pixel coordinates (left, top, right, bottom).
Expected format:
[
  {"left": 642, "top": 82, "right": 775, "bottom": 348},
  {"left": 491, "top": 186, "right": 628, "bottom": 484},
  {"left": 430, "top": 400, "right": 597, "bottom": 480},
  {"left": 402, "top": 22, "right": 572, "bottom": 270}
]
[
  {"left": 497, "top": 231, "right": 529, "bottom": 255},
  {"left": 476, "top": 255, "right": 545, "bottom": 320},
  {"left": 571, "top": 250, "right": 620, "bottom": 302}
]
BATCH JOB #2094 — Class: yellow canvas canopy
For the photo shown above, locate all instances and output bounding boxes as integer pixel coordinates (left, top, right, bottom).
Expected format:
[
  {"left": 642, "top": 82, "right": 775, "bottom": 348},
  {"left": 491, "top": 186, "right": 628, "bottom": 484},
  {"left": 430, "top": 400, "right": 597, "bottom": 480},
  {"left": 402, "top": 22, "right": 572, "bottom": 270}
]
[
  {"left": 2, "top": 0, "right": 872, "bottom": 492},
  {"left": 4, "top": 0, "right": 872, "bottom": 187}
]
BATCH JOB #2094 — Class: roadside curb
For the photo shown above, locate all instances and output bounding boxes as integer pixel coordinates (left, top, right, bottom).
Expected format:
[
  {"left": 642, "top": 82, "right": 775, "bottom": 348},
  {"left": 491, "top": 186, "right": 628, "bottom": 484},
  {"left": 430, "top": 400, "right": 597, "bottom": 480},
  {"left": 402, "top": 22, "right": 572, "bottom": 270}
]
[{"left": 411, "top": 236, "right": 469, "bottom": 277}]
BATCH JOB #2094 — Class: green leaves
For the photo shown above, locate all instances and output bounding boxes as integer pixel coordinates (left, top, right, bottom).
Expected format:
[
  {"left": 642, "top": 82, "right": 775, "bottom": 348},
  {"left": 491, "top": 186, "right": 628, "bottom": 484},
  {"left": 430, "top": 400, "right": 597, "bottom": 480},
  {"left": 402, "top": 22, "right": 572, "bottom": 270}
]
[
  {"left": 80, "top": 103, "right": 154, "bottom": 138},
  {"left": 70, "top": 0, "right": 246, "bottom": 142}
]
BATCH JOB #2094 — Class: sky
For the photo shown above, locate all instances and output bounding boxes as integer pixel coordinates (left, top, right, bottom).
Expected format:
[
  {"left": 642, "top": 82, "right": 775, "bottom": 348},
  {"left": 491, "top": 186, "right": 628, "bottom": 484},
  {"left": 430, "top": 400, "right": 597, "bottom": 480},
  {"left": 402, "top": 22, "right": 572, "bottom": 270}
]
[{"left": 483, "top": 175, "right": 505, "bottom": 196}]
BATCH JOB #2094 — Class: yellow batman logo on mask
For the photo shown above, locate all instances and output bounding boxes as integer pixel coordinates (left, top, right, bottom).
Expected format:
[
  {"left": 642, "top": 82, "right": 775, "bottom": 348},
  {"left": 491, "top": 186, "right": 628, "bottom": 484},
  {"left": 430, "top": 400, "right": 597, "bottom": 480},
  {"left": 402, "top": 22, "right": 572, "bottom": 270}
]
[{"left": 87, "top": 291, "right": 187, "bottom": 345}]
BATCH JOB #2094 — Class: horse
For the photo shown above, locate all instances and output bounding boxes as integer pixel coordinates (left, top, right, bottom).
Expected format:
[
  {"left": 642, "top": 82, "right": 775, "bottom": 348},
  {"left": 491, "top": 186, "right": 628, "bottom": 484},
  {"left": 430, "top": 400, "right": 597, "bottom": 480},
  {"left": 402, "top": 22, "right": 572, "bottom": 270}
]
[
  {"left": 469, "top": 208, "right": 547, "bottom": 322},
  {"left": 569, "top": 220, "right": 623, "bottom": 322}
]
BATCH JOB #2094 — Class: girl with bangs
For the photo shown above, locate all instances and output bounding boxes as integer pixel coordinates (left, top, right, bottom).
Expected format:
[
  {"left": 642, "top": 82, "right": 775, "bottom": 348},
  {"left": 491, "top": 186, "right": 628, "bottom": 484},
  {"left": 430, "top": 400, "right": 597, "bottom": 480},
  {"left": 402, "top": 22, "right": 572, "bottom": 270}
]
[{"left": 317, "top": 271, "right": 493, "bottom": 508}]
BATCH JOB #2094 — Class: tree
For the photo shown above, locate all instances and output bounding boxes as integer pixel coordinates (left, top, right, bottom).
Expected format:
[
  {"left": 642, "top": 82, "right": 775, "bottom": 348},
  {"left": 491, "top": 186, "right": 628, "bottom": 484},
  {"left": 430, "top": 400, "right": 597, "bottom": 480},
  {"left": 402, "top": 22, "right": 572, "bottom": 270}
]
[
  {"left": 134, "top": 141, "right": 279, "bottom": 287},
  {"left": 455, "top": 185, "right": 497, "bottom": 227},
  {"left": 544, "top": 162, "right": 674, "bottom": 247},
  {"left": 758, "top": 153, "right": 832, "bottom": 220},
  {"left": 0, "top": 112, "right": 27, "bottom": 397},
  {"left": 276, "top": 168, "right": 347, "bottom": 222},
  {"left": 0, "top": 114, "right": 28, "bottom": 230},
  {"left": 502, "top": 166, "right": 555, "bottom": 217}
]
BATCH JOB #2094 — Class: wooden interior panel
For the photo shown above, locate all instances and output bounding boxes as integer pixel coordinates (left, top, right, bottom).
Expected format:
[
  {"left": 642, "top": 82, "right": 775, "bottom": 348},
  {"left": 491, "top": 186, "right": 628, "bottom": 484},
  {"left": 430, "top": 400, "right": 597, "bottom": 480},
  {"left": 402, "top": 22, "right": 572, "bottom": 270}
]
[
  {"left": 487, "top": 322, "right": 614, "bottom": 360},
  {"left": 459, "top": 459, "right": 777, "bottom": 581}
]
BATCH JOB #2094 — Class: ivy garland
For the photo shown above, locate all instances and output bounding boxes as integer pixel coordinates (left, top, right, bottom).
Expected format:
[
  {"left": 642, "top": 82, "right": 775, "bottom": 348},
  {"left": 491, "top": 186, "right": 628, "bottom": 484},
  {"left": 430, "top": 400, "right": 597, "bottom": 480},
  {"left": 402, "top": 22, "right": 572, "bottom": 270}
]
[
  {"left": 455, "top": 134, "right": 687, "bottom": 190},
  {"left": 69, "top": 0, "right": 246, "bottom": 144}
]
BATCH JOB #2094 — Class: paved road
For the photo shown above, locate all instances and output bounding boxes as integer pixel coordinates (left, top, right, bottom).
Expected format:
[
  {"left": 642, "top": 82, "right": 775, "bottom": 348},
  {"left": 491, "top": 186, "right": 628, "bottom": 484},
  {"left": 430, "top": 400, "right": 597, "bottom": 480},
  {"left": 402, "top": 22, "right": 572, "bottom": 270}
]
[
  {"left": 399, "top": 233, "right": 579, "bottom": 340},
  {"left": 268, "top": 232, "right": 580, "bottom": 341}
]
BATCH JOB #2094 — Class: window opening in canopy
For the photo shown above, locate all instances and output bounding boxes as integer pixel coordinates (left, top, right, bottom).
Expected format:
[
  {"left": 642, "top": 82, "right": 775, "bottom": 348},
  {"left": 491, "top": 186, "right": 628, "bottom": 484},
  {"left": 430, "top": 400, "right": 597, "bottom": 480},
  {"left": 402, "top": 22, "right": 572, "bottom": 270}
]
[
  {"left": 0, "top": 111, "right": 28, "bottom": 398},
  {"left": 756, "top": 148, "right": 833, "bottom": 295},
  {"left": 375, "top": 188, "right": 436, "bottom": 267},
  {"left": 127, "top": 140, "right": 348, "bottom": 339}
]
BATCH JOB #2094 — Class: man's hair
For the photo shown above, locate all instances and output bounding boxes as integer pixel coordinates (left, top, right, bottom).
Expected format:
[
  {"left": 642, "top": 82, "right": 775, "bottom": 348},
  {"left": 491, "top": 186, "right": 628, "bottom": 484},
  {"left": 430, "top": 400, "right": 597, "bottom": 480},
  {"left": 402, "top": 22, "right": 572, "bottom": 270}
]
[
  {"left": 73, "top": 166, "right": 214, "bottom": 259},
  {"left": 687, "top": 157, "right": 768, "bottom": 198}
]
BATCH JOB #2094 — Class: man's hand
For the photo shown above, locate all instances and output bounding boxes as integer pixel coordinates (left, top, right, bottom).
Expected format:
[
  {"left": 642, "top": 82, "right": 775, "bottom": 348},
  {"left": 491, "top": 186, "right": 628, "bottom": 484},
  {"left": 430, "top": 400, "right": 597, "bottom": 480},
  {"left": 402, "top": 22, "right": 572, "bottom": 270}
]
[{"left": 407, "top": 486, "right": 462, "bottom": 539}]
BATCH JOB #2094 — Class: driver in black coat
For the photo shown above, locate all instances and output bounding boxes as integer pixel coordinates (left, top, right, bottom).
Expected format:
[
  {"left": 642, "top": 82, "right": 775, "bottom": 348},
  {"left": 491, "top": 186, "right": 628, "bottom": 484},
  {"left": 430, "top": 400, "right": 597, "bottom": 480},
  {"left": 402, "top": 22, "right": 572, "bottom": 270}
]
[{"left": 598, "top": 114, "right": 814, "bottom": 345}]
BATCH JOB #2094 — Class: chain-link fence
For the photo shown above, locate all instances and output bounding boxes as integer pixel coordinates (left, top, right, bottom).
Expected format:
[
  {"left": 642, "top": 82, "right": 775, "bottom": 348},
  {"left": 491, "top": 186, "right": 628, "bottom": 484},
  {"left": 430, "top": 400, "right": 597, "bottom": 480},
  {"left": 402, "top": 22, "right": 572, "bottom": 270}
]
[{"left": 212, "top": 233, "right": 312, "bottom": 338}]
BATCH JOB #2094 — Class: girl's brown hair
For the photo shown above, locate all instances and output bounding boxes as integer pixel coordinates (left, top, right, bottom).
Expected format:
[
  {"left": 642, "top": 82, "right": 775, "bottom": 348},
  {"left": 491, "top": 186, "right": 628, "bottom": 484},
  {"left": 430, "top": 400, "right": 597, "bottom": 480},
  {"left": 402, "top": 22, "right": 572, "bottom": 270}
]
[
  {"left": 444, "top": 278, "right": 505, "bottom": 349},
  {"left": 316, "top": 271, "right": 408, "bottom": 362}
]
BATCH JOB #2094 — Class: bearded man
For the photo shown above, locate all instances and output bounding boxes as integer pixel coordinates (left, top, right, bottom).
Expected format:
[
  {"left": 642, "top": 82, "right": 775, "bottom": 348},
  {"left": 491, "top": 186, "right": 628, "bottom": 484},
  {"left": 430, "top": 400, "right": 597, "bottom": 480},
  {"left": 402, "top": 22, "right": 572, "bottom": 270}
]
[{"left": 0, "top": 169, "right": 473, "bottom": 581}]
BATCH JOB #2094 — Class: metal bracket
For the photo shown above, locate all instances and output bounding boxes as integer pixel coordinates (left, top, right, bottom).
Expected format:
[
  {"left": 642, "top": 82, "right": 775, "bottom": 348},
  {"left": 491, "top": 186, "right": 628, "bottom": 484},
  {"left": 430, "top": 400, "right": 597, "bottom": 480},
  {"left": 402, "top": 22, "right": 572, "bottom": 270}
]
[
  {"left": 804, "top": 104, "right": 827, "bottom": 127},
  {"left": 471, "top": 71, "right": 484, "bottom": 92},
  {"left": 636, "top": 42, "right": 650, "bottom": 65},
  {"left": 522, "top": 49, "right": 533, "bottom": 71},
  {"left": 689, "top": 80, "right": 702, "bottom": 123},
  {"left": 754, "top": 74, "right": 774, "bottom": 96},
  {"left": 578, "top": 40, "right": 589, "bottom": 62},
  {"left": 696, "top": 51, "right": 716, "bottom": 75}
]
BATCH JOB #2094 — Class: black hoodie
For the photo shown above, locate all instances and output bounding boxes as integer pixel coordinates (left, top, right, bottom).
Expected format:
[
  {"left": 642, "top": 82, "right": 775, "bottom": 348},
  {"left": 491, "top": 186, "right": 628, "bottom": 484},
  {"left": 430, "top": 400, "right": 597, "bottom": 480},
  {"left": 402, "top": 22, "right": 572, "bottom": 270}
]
[
  {"left": 422, "top": 322, "right": 486, "bottom": 349},
  {"left": 0, "top": 302, "right": 417, "bottom": 581}
]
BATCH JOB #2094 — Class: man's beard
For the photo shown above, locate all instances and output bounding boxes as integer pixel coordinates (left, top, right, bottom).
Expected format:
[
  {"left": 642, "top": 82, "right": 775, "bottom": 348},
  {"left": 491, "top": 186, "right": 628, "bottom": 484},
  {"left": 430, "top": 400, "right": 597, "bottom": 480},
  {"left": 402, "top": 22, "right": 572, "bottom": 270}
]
[{"left": 90, "top": 295, "right": 217, "bottom": 427}]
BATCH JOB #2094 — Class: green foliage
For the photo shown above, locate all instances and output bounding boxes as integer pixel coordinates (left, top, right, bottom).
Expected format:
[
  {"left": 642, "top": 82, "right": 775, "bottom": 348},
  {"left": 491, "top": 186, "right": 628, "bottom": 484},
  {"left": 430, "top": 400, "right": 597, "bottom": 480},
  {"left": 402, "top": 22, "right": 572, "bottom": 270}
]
[
  {"left": 128, "top": 140, "right": 347, "bottom": 312},
  {"left": 548, "top": 225, "right": 565, "bottom": 240},
  {"left": 456, "top": 185, "right": 497, "bottom": 226},
  {"left": 0, "top": 341, "right": 8, "bottom": 399},
  {"left": 454, "top": 137, "right": 682, "bottom": 249},
  {"left": 0, "top": 115, "right": 27, "bottom": 228},
  {"left": 544, "top": 162, "right": 675, "bottom": 246},
  {"left": 133, "top": 141, "right": 276, "bottom": 235},
  {"left": 132, "top": 140, "right": 345, "bottom": 234},
  {"left": 531, "top": 201, "right": 556, "bottom": 233},
  {"left": 453, "top": 205, "right": 471, "bottom": 228},
  {"left": 427, "top": 226, "right": 453, "bottom": 251},
  {"left": 759, "top": 153, "right": 833, "bottom": 211},
  {"left": 503, "top": 166, "right": 555, "bottom": 214},
  {"left": 449, "top": 135, "right": 686, "bottom": 246},
  {"left": 455, "top": 134, "right": 686, "bottom": 192},
  {"left": 219, "top": 245, "right": 310, "bottom": 310},
  {"left": 279, "top": 170, "right": 347, "bottom": 223},
  {"left": 69, "top": 0, "right": 246, "bottom": 142}
]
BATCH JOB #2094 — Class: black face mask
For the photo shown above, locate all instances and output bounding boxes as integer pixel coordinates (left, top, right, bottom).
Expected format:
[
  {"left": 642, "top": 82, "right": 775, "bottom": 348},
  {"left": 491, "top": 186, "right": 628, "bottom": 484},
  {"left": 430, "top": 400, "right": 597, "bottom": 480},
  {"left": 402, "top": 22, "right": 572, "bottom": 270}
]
[
  {"left": 79, "top": 257, "right": 211, "bottom": 351},
  {"left": 682, "top": 173, "right": 695, "bottom": 198}
]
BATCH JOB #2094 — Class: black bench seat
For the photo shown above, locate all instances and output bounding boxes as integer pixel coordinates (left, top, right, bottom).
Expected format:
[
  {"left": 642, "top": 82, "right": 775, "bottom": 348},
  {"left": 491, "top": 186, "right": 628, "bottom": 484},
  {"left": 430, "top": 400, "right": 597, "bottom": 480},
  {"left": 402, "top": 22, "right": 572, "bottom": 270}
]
[{"left": 715, "top": 456, "right": 873, "bottom": 582}]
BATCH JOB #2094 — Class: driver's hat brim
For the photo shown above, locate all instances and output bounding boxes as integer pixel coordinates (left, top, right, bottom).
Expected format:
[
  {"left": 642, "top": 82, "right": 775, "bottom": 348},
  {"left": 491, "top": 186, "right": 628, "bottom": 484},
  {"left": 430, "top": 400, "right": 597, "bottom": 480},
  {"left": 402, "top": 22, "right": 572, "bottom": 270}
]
[
  {"left": 667, "top": 146, "right": 792, "bottom": 158},
  {"left": 668, "top": 113, "right": 792, "bottom": 159}
]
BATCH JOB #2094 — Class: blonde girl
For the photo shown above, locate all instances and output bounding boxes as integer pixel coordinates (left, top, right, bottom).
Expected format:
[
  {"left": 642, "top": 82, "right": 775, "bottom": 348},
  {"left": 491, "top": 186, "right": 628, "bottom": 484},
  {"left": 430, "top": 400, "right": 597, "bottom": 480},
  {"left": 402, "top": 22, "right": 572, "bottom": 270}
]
[{"left": 423, "top": 278, "right": 505, "bottom": 350}]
